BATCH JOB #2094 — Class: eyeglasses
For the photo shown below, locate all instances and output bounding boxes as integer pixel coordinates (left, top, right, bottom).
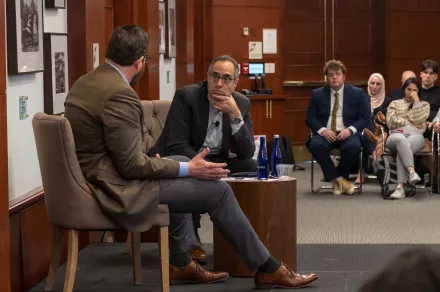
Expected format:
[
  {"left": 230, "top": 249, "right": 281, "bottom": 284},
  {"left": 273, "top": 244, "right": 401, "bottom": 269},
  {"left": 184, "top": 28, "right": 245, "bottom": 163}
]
[
  {"left": 208, "top": 72, "right": 236, "bottom": 85},
  {"left": 143, "top": 56, "right": 151, "bottom": 63}
]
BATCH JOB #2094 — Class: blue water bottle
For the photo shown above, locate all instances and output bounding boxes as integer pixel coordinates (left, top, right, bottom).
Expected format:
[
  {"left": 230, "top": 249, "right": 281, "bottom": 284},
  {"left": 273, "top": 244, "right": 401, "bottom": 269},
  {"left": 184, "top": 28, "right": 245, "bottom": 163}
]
[
  {"left": 257, "top": 136, "right": 269, "bottom": 180},
  {"left": 271, "top": 135, "right": 282, "bottom": 177}
]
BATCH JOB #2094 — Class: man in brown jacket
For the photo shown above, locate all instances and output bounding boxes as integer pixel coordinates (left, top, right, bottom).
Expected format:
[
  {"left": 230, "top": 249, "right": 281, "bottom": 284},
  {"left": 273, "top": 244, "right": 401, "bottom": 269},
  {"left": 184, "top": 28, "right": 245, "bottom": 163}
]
[{"left": 64, "top": 25, "right": 318, "bottom": 289}]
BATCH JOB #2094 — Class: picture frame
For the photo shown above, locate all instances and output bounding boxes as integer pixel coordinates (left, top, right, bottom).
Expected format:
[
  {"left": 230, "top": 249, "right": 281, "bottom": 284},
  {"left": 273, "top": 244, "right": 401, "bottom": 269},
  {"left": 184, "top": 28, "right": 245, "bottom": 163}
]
[
  {"left": 45, "top": 0, "right": 66, "bottom": 9},
  {"left": 165, "top": 0, "right": 176, "bottom": 58},
  {"left": 6, "top": 0, "right": 44, "bottom": 75},
  {"left": 158, "top": 1, "right": 166, "bottom": 54},
  {"left": 43, "top": 33, "right": 69, "bottom": 115}
]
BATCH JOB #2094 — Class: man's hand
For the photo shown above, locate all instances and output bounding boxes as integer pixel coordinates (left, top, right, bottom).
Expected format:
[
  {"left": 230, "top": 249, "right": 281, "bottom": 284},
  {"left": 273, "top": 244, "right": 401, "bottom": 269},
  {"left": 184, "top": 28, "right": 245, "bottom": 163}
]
[
  {"left": 434, "top": 122, "right": 440, "bottom": 133},
  {"left": 188, "top": 148, "right": 230, "bottom": 180},
  {"left": 155, "top": 154, "right": 171, "bottom": 160},
  {"left": 209, "top": 92, "right": 241, "bottom": 119},
  {"left": 321, "top": 129, "right": 337, "bottom": 143},
  {"left": 336, "top": 128, "right": 351, "bottom": 141}
]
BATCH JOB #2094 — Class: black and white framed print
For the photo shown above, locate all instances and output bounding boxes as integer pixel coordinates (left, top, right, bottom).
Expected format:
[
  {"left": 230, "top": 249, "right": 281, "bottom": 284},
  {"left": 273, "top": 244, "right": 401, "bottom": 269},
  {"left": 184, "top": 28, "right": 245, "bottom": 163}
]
[
  {"left": 6, "top": 0, "right": 44, "bottom": 75},
  {"left": 159, "top": 1, "right": 166, "bottom": 54},
  {"left": 45, "top": 0, "right": 66, "bottom": 9},
  {"left": 165, "top": 0, "right": 176, "bottom": 58},
  {"left": 43, "top": 33, "right": 69, "bottom": 115}
]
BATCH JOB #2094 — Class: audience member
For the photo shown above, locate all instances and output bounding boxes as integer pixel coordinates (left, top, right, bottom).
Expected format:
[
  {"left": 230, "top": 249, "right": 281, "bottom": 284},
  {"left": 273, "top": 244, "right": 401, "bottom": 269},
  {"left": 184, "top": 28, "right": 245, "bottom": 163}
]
[
  {"left": 356, "top": 73, "right": 386, "bottom": 183},
  {"left": 359, "top": 247, "right": 440, "bottom": 292},
  {"left": 306, "top": 60, "right": 370, "bottom": 195},
  {"left": 153, "top": 55, "right": 256, "bottom": 263},
  {"left": 377, "top": 70, "right": 416, "bottom": 115},
  {"left": 420, "top": 59, "right": 440, "bottom": 122},
  {"left": 385, "top": 77, "right": 430, "bottom": 199},
  {"left": 64, "top": 25, "right": 318, "bottom": 288}
]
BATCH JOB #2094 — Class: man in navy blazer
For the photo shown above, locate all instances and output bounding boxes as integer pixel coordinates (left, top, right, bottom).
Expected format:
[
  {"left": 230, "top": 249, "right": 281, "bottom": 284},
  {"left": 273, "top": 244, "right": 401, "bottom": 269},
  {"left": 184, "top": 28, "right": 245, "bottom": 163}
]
[{"left": 306, "top": 60, "right": 370, "bottom": 195}]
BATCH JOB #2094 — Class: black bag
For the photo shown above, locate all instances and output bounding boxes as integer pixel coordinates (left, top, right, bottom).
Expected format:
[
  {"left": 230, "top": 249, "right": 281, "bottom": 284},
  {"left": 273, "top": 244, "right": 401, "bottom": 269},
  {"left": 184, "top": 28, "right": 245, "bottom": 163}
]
[
  {"left": 372, "top": 155, "right": 397, "bottom": 199},
  {"left": 267, "top": 136, "right": 305, "bottom": 171},
  {"left": 372, "top": 155, "right": 416, "bottom": 199}
]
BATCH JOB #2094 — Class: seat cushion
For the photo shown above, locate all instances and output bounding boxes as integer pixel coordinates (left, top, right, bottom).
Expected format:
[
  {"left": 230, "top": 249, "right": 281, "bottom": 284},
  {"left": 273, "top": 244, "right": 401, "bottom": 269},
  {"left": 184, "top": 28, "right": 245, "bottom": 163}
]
[{"left": 154, "top": 204, "right": 169, "bottom": 227}]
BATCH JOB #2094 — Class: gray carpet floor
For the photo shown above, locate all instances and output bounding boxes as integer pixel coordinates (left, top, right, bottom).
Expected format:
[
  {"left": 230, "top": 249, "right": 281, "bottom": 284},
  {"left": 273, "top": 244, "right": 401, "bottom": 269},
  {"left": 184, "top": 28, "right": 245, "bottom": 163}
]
[{"left": 30, "top": 164, "right": 440, "bottom": 291}]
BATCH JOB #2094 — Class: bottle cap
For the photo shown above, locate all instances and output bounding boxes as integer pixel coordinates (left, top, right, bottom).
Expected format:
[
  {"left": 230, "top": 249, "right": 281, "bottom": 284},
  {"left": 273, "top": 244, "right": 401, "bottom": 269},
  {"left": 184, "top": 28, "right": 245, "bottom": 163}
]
[{"left": 274, "top": 134, "right": 279, "bottom": 138}]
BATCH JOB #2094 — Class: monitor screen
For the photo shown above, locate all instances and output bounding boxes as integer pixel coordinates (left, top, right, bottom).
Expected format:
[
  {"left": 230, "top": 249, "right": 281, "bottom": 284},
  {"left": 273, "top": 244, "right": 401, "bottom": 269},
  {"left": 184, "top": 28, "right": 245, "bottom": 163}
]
[{"left": 248, "top": 63, "right": 264, "bottom": 75}]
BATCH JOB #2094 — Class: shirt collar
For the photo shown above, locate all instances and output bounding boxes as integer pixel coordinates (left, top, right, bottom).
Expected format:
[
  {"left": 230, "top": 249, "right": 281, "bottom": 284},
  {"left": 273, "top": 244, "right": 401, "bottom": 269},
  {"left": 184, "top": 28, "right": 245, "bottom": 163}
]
[
  {"left": 105, "top": 61, "right": 130, "bottom": 85},
  {"left": 331, "top": 84, "right": 344, "bottom": 95}
]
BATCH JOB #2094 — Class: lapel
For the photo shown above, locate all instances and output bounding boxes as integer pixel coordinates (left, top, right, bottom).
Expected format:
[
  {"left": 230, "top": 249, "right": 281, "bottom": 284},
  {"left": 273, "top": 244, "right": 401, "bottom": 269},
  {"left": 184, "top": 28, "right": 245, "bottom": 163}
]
[
  {"left": 197, "top": 83, "right": 210, "bottom": 148},
  {"left": 324, "top": 85, "right": 331, "bottom": 119},
  {"left": 222, "top": 110, "right": 231, "bottom": 155},
  {"left": 342, "top": 83, "right": 349, "bottom": 120}
]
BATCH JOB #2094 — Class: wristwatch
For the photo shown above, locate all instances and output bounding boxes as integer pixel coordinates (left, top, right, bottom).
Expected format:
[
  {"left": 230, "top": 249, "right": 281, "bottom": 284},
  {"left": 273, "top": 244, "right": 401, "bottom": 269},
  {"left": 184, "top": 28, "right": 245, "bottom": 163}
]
[{"left": 231, "top": 117, "right": 243, "bottom": 124}]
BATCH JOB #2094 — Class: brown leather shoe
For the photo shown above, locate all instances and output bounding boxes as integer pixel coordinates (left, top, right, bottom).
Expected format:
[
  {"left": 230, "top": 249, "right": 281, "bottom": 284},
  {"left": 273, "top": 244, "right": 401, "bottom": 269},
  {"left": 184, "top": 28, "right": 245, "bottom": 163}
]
[
  {"left": 190, "top": 246, "right": 207, "bottom": 264},
  {"left": 254, "top": 262, "right": 318, "bottom": 289},
  {"left": 170, "top": 260, "right": 229, "bottom": 285}
]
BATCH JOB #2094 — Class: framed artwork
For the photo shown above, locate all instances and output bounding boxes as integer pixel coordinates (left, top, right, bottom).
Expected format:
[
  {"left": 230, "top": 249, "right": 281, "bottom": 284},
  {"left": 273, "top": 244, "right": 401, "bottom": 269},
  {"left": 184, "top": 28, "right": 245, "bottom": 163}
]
[
  {"left": 165, "top": 0, "right": 176, "bottom": 58},
  {"left": 6, "top": 0, "right": 44, "bottom": 75},
  {"left": 45, "top": 0, "right": 66, "bottom": 9},
  {"left": 43, "top": 33, "right": 69, "bottom": 115},
  {"left": 158, "top": 1, "right": 166, "bottom": 54},
  {"left": 92, "top": 43, "right": 99, "bottom": 69}
]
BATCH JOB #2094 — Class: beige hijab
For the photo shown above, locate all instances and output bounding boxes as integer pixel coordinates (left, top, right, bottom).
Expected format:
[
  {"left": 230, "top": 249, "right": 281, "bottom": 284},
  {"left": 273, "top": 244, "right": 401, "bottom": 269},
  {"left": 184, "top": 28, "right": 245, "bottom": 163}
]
[{"left": 368, "top": 73, "right": 386, "bottom": 111}]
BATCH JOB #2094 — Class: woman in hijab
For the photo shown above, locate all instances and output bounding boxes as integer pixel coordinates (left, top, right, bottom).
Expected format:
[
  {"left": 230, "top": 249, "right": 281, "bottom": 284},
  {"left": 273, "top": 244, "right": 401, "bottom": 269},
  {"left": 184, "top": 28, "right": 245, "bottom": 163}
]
[{"left": 355, "top": 73, "right": 386, "bottom": 183}]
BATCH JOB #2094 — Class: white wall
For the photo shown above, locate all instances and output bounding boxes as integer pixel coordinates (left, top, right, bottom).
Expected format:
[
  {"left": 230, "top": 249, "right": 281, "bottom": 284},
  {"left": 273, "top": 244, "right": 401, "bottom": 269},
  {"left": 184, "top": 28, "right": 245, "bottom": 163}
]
[
  {"left": 159, "top": 54, "right": 176, "bottom": 100},
  {"left": 7, "top": 1, "right": 67, "bottom": 201}
]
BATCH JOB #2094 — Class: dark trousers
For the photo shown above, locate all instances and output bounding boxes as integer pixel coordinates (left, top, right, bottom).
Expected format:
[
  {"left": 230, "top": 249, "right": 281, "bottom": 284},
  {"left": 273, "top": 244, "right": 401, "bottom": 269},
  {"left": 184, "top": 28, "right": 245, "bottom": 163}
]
[
  {"left": 158, "top": 163, "right": 269, "bottom": 270},
  {"left": 192, "top": 157, "right": 257, "bottom": 243},
  {"left": 308, "top": 133, "right": 362, "bottom": 181}
]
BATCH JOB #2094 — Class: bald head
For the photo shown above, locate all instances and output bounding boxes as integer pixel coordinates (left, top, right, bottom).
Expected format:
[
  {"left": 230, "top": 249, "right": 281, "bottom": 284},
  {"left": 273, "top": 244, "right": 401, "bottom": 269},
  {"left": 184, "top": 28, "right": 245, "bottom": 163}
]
[{"left": 401, "top": 70, "right": 416, "bottom": 85}]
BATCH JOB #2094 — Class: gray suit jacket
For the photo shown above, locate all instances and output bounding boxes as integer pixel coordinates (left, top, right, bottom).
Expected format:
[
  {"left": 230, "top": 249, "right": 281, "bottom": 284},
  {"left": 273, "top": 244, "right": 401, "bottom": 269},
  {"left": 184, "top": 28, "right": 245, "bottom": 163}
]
[
  {"left": 154, "top": 80, "right": 255, "bottom": 162},
  {"left": 64, "top": 63, "right": 179, "bottom": 232}
]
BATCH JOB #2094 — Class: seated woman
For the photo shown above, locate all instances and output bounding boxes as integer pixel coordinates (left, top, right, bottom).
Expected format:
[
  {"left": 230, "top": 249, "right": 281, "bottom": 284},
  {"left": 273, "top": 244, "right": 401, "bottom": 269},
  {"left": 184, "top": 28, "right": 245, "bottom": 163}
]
[
  {"left": 356, "top": 73, "right": 386, "bottom": 183},
  {"left": 386, "top": 77, "right": 430, "bottom": 199}
]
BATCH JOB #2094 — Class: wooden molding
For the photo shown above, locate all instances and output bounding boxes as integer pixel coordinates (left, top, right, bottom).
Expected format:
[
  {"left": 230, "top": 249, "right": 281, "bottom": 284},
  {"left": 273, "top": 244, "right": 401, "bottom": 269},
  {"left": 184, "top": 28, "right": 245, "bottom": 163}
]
[
  {"left": 283, "top": 80, "right": 368, "bottom": 87},
  {"left": 9, "top": 187, "right": 44, "bottom": 215}
]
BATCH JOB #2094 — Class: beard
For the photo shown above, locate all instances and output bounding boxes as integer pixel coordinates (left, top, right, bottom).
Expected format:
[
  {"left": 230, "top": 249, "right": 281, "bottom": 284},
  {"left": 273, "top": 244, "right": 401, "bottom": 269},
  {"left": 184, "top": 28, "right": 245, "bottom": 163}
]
[{"left": 130, "top": 66, "right": 145, "bottom": 86}]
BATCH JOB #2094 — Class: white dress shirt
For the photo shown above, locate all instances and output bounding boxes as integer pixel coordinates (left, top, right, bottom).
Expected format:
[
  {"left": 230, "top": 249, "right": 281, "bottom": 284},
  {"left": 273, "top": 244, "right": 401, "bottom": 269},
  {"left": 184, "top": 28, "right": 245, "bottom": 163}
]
[{"left": 318, "top": 84, "right": 357, "bottom": 135}]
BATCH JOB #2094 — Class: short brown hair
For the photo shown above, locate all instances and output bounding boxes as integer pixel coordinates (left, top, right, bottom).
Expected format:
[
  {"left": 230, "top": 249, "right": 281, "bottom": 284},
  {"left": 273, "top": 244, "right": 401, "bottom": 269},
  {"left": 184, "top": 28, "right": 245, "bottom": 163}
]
[
  {"left": 421, "top": 59, "right": 439, "bottom": 74},
  {"left": 323, "top": 60, "right": 347, "bottom": 75},
  {"left": 105, "top": 25, "right": 149, "bottom": 66}
]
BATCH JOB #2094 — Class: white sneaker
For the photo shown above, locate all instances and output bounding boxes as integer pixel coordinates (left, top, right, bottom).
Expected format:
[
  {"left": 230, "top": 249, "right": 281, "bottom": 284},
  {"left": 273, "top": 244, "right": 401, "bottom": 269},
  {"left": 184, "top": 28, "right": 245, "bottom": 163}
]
[
  {"left": 408, "top": 172, "right": 421, "bottom": 185},
  {"left": 390, "top": 186, "right": 405, "bottom": 199}
]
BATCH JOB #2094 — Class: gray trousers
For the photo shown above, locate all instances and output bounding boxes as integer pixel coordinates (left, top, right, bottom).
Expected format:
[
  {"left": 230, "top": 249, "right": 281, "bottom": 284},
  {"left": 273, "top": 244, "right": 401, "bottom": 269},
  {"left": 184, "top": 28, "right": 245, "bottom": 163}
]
[
  {"left": 158, "top": 156, "right": 268, "bottom": 270},
  {"left": 386, "top": 133, "right": 425, "bottom": 184}
]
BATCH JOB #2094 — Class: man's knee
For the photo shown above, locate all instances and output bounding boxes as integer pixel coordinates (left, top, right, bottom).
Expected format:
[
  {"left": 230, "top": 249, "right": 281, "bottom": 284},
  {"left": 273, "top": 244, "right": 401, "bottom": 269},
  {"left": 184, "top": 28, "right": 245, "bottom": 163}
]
[
  {"left": 309, "top": 136, "right": 329, "bottom": 153},
  {"left": 166, "top": 155, "right": 191, "bottom": 162}
]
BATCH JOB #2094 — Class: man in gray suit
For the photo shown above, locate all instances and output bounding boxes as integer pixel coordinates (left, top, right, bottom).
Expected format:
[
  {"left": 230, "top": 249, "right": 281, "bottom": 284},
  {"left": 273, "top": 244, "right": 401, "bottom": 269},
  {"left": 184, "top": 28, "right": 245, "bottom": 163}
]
[
  {"left": 64, "top": 25, "right": 317, "bottom": 289},
  {"left": 153, "top": 55, "right": 257, "bottom": 262}
]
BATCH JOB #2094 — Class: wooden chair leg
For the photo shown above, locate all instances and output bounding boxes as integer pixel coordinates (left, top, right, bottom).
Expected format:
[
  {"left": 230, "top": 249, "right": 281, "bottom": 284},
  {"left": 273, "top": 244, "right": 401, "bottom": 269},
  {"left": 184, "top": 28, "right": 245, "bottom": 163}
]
[
  {"left": 159, "top": 226, "right": 170, "bottom": 292},
  {"left": 64, "top": 230, "right": 78, "bottom": 292},
  {"left": 45, "top": 227, "right": 63, "bottom": 291},
  {"left": 131, "top": 232, "right": 142, "bottom": 285},
  {"left": 124, "top": 232, "right": 132, "bottom": 254}
]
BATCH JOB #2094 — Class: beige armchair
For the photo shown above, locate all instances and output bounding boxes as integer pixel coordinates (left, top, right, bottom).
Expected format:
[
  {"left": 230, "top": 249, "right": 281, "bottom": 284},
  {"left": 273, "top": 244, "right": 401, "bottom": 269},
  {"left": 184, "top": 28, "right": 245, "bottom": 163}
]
[{"left": 32, "top": 100, "right": 172, "bottom": 292}]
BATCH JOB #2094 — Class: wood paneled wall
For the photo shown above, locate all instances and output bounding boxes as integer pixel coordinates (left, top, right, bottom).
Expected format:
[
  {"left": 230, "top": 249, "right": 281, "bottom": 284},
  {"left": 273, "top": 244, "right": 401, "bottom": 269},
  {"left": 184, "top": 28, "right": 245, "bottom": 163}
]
[
  {"left": 0, "top": 0, "right": 10, "bottom": 289},
  {"left": 386, "top": 0, "right": 440, "bottom": 92},
  {"left": 67, "top": 0, "right": 115, "bottom": 87},
  {"left": 176, "top": 0, "right": 195, "bottom": 89},
  {"left": 195, "top": 0, "right": 284, "bottom": 95},
  {"left": 114, "top": 0, "right": 160, "bottom": 100},
  {"left": 283, "top": 0, "right": 385, "bottom": 145}
]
